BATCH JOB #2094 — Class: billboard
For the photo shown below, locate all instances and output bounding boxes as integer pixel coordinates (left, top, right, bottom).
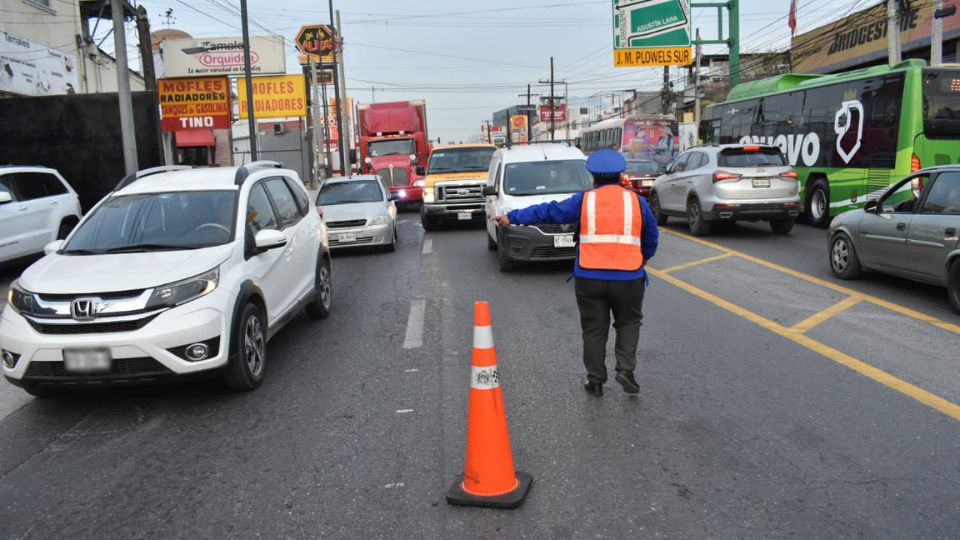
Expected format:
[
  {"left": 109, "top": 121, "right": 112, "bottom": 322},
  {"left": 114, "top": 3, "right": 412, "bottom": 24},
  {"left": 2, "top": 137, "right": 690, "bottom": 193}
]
[
  {"left": 489, "top": 125, "right": 507, "bottom": 145},
  {"left": 792, "top": 0, "right": 960, "bottom": 73},
  {"left": 510, "top": 114, "right": 529, "bottom": 142},
  {"left": 295, "top": 25, "right": 338, "bottom": 64},
  {"left": 237, "top": 74, "right": 307, "bottom": 119},
  {"left": 0, "top": 31, "right": 78, "bottom": 96},
  {"left": 161, "top": 36, "right": 286, "bottom": 77},
  {"left": 158, "top": 77, "right": 231, "bottom": 132},
  {"left": 613, "top": 0, "right": 693, "bottom": 67},
  {"left": 539, "top": 103, "right": 568, "bottom": 122}
]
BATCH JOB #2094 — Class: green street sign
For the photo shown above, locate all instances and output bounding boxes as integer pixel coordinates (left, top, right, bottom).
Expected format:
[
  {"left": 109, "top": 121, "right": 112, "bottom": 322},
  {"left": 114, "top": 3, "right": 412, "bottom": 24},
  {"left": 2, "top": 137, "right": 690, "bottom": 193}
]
[{"left": 613, "top": 0, "right": 693, "bottom": 67}]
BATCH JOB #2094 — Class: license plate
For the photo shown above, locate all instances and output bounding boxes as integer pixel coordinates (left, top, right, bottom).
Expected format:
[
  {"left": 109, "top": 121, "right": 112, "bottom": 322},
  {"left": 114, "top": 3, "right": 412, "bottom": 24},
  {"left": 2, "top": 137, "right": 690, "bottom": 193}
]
[
  {"left": 752, "top": 178, "right": 771, "bottom": 188},
  {"left": 457, "top": 211, "right": 472, "bottom": 221},
  {"left": 339, "top": 232, "right": 356, "bottom": 243},
  {"left": 554, "top": 234, "right": 576, "bottom": 248},
  {"left": 63, "top": 349, "right": 111, "bottom": 373}
]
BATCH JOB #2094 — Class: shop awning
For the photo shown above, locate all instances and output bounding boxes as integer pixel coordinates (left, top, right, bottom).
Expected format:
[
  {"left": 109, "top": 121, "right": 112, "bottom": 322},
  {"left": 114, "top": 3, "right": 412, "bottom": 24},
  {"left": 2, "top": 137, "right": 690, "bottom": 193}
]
[{"left": 175, "top": 129, "right": 215, "bottom": 147}]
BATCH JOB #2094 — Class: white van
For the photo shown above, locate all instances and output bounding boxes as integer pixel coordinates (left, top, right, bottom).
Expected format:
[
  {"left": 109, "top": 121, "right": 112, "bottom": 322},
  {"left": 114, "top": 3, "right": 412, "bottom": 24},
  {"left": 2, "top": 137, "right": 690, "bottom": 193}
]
[{"left": 482, "top": 144, "right": 593, "bottom": 271}]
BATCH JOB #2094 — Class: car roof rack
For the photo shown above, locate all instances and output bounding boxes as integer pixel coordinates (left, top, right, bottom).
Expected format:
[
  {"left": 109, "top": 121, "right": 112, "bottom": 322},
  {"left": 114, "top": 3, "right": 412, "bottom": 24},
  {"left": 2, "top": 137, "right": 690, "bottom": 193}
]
[
  {"left": 234, "top": 160, "right": 283, "bottom": 186},
  {"left": 114, "top": 165, "right": 194, "bottom": 191}
]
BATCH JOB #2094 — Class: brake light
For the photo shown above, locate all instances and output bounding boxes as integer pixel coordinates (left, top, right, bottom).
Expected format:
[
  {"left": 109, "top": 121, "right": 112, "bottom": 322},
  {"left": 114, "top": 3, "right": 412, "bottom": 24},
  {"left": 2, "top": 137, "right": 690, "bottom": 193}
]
[
  {"left": 713, "top": 172, "right": 742, "bottom": 182},
  {"left": 911, "top": 153, "right": 921, "bottom": 172},
  {"left": 742, "top": 145, "right": 760, "bottom": 152},
  {"left": 781, "top": 170, "right": 799, "bottom": 179}
]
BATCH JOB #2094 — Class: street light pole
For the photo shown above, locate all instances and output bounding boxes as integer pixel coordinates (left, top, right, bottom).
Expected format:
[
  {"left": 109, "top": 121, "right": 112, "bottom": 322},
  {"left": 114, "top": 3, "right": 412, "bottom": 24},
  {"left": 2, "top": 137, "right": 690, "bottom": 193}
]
[
  {"left": 111, "top": 0, "right": 138, "bottom": 174},
  {"left": 240, "top": 0, "right": 258, "bottom": 161}
]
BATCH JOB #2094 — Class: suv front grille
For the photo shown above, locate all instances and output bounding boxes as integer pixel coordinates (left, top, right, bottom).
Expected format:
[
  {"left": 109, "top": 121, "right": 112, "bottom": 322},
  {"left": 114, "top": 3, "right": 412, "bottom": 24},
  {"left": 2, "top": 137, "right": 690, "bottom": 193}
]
[
  {"left": 26, "top": 314, "right": 158, "bottom": 335},
  {"left": 438, "top": 184, "right": 483, "bottom": 203},
  {"left": 37, "top": 289, "right": 145, "bottom": 302},
  {"left": 530, "top": 246, "right": 576, "bottom": 259},
  {"left": 326, "top": 219, "right": 367, "bottom": 229},
  {"left": 25, "top": 357, "right": 174, "bottom": 380}
]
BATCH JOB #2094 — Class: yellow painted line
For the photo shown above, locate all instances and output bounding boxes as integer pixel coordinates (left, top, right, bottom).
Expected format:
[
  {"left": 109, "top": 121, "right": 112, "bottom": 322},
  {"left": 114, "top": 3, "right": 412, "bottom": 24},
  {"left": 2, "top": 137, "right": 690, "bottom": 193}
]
[
  {"left": 649, "top": 268, "right": 960, "bottom": 422},
  {"left": 656, "top": 253, "right": 735, "bottom": 274},
  {"left": 661, "top": 228, "right": 960, "bottom": 336},
  {"left": 790, "top": 295, "right": 864, "bottom": 334}
]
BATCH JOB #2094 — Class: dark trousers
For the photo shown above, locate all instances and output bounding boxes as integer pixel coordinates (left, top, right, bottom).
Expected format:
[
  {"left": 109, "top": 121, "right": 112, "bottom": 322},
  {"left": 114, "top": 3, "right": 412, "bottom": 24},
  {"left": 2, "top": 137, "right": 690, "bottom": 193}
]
[{"left": 574, "top": 277, "right": 646, "bottom": 384}]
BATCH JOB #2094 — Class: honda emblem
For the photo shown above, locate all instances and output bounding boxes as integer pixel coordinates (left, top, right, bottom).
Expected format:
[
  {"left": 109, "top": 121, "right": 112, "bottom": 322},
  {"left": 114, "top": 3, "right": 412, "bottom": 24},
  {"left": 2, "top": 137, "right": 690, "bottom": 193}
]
[{"left": 70, "top": 298, "right": 97, "bottom": 321}]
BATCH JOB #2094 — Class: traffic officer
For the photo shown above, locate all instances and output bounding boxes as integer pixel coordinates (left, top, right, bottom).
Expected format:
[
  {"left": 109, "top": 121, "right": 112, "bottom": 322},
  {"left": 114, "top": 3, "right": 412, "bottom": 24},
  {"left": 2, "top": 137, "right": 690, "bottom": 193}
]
[{"left": 495, "top": 149, "right": 659, "bottom": 397}]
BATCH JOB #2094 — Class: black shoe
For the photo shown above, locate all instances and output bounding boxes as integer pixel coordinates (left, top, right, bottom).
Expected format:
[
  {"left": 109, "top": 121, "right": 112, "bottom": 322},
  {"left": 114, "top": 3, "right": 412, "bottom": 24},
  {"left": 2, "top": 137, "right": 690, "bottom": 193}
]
[
  {"left": 583, "top": 380, "right": 603, "bottom": 397},
  {"left": 615, "top": 372, "right": 640, "bottom": 394}
]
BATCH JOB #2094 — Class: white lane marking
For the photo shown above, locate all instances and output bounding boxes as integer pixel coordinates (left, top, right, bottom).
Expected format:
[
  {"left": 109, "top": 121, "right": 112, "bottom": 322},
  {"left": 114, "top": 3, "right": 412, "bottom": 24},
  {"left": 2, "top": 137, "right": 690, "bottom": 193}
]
[
  {"left": 402, "top": 296, "right": 426, "bottom": 349},
  {"left": 422, "top": 238, "right": 433, "bottom": 254},
  {"left": 404, "top": 368, "right": 419, "bottom": 373},
  {"left": 396, "top": 409, "right": 414, "bottom": 414},
  {"left": 384, "top": 482, "right": 406, "bottom": 489}
]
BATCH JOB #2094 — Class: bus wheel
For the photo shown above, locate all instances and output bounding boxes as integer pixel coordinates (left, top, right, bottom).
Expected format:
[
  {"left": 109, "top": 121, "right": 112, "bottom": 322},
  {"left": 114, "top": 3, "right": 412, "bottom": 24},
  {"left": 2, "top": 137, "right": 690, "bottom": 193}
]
[{"left": 806, "top": 179, "right": 831, "bottom": 228}]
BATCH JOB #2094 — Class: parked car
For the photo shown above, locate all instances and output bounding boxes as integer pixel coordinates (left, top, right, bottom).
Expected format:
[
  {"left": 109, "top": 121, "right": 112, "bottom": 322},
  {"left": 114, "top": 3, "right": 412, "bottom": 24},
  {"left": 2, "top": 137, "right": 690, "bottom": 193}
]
[
  {"left": 483, "top": 144, "right": 593, "bottom": 271},
  {"left": 0, "top": 166, "right": 82, "bottom": 264},
  {"left": 316, "top": 175, "right": 399, "bottom": 251},
  {"left": 649, "top": 144, "right": 801, "bottom": 236},
  {"left": 620, "top": 159, "right": 661, "bottom": 197},
  {"left": 828, "top": 166, "right": 960, "bottom": 313},
  {"left": 0, "top": 162, "right": 332, "bottom": 397}
]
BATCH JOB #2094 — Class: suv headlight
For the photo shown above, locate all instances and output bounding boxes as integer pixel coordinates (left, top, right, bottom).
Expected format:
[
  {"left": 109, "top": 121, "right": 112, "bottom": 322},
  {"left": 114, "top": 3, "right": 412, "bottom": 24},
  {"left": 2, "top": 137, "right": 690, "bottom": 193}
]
[
  {"left": 146, "top": 268, "right": 219, "bottom": 309},
  {"left": 369, "top": 214, "right": 388, "bottom": 226},
  {"left": 6, "top": 281, "right": 35, "bottom": 314},
  {"left": 423, "top": 187, "right": 435, "bottom": 203}
]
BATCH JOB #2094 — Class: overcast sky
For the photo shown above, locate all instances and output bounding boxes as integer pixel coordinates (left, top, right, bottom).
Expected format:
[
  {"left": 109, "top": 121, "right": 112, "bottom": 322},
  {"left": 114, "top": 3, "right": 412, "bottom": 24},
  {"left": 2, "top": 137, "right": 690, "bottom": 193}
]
[{"left": 135, "top": 0, "right": 871, "bottom": 142}]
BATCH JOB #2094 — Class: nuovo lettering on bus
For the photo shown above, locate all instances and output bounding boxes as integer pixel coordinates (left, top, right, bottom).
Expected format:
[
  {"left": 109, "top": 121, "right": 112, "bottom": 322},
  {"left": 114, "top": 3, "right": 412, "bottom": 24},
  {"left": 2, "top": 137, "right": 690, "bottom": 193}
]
[{"left": 738, "top": 133, "right": 821, "bottom": 167}]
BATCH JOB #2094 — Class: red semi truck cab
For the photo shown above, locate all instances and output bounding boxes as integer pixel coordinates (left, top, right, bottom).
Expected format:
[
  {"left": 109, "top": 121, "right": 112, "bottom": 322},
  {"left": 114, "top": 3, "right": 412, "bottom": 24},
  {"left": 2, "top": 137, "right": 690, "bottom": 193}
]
[{"left": 358, "top": 100, "right": 429, "bottom": 205}]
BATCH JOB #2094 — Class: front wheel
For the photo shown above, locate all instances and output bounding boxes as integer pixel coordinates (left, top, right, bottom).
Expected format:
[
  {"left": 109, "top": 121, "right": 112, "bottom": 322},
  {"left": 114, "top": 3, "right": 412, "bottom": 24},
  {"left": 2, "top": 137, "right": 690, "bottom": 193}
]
[
  {"left": 770, "top": 217, "right": 794, "bottom": 235},
  {"left": 497, "top": 228, "right": 516, "bottom": 272},
  {"left": 487, "top": 228, "right": 497, "bottom": 251},
  {"left": 829, "top": 232, "right": 862, "bottom": 280},
  {"left": 385, "top": 227, "right": 397, "bottom": 252},
  {"left": 687, "top": 198, "right": 712, "bottom": 236},
  {"left": 306, "top": 256, "right": 332, "bottom": 319},
  {"left": 948, "top": 259, "right": 960, "bottom": 314},
  {"left": 650, "top": 192, "right": 668, "bottom": 226},
  {"left": 420, "top": 213, "right": 438, "bottom": 231},
  {"left": 224, "top": 302, "right": 267, "bottom": 390},
  {"left": 806, "top": 179, "right": 831, "bottom": 228}
]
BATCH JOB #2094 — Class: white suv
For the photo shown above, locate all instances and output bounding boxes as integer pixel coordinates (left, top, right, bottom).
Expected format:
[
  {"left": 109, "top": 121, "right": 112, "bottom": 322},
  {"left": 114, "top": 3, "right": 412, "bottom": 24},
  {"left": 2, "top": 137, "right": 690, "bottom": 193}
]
[
  {"left": 0, "top": 166, "right": 83, "bottom": 264},
  {"left": 0, "top": 162, "right": 332, "bottom": 397}
]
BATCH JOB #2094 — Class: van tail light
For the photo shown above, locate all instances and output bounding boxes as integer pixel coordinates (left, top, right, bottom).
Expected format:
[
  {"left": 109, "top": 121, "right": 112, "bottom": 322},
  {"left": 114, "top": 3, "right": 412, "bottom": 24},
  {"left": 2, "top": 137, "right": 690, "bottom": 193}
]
[
  {"left": 713, "top": 171, "right": 742, "bottom": 182},
  {"left": 781, "top": 170, "right": 799, "bottom": 179},
  {"left": 911, "top": 153, "right": 921, "bottom": 172}
]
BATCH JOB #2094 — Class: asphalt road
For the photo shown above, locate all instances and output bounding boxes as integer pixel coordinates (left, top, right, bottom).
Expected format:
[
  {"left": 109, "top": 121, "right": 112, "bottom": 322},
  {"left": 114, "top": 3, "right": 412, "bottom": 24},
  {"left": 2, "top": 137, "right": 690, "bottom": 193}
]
[{"left": 0, "top": 215, "right": 958, "bottom": 538}]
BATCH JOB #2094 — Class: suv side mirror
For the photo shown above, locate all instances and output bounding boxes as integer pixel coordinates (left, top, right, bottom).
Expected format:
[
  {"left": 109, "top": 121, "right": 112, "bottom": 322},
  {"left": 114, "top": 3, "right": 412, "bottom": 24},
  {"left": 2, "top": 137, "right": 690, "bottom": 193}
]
[
  {"left": 416, "top": 166, "right": 425, "bottom": 176},
  {"left": 482, "top": 185, "right": 497, "bottom": 197},
  {"left": 254, "top": 229, "right": 287, "bottom": 252},
  {"left": 0, "top": 192, "right": 11, "bottom": 204}
]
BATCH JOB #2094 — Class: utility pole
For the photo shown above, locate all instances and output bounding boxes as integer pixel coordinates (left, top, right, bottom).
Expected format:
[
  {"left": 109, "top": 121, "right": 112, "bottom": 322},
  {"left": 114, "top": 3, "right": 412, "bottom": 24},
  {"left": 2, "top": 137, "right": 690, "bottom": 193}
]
[
  {"left": 319, "top": 67, "right": 333, "bottom": 178},
  {"left": 135, "top": 6, "right": 156, "bottom": 92},
  {"left": 329, "top": 0, "right": 346, "bottom": 173},
  {"left": 932, "top": 0, "right": 944, "bottom": 65},
  {"left": 694, "top": 28, "right": 702, "bottom": 130},
  {"left": 240, "top": 0, "right": 258, "bottom": 161},
  {"left": 517, "top": 84, "right": 537, "bottom": 141},
  {"left": 550, "top": 57, "right": 555, "bottom": 141},
  {"left": 662, "top": 66, "right": 670, "bottom": 115},
  {"left": 564, "top": 81, "right": 569, "bottom": 141},
  {"left": 371, "top": 85, "right": 376, "bottom": 103},
  {"left": 307, "top": 64, "right": 318, "bottom": 188},
  {"left": 887, "top": 0, "right": 902, "bottom": 64},
  {"left": 336, "top": 10, "right": 351, "bottom": 173},
  {"left": 111, "top": 0, "right": 137, "bottom": 174}
]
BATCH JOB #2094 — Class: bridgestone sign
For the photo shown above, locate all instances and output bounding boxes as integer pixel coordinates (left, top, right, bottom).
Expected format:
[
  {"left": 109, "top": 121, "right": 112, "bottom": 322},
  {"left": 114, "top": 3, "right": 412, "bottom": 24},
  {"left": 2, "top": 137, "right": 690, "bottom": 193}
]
[{"left": 613, "top": 0, "right": 693, "bottom": 67}]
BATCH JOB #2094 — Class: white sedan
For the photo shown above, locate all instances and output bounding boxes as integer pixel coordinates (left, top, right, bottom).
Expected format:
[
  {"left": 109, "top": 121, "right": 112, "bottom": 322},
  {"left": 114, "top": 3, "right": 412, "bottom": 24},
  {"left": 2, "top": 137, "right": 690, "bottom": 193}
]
[{"left": 317, "top": 175, "right": 399, "bottom": 251}]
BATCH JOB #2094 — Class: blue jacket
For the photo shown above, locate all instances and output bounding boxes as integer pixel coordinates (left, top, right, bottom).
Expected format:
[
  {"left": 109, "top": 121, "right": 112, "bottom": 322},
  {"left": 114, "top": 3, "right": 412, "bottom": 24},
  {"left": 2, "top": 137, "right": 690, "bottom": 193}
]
[{"left": 507, "top": 189, "right": 659, "bottom": 281}]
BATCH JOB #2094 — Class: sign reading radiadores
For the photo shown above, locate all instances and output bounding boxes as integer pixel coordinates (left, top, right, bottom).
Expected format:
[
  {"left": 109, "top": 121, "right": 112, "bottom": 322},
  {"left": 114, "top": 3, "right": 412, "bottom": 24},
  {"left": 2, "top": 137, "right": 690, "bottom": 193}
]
[
  {"left": 613, "top": 0, "right": 693, "bottom": 67},
  {"left": 158, "top": 76, "right": 231, "bottom": 132}
]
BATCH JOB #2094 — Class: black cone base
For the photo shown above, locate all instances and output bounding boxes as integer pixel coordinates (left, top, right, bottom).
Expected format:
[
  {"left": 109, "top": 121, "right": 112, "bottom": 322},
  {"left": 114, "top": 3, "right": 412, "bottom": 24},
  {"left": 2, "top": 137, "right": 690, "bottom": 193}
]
[{"left": 445, "top": 471, "right": 533, "bottom": 509}]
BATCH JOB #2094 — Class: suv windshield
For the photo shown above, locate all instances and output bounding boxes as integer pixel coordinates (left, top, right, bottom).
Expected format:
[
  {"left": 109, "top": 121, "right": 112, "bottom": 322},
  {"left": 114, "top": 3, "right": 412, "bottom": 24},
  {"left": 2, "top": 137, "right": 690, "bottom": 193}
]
[
  {"left": 427, "top": 148, "right": 494, "bottom": 174},
  {"left": 63, "top": 191, "right": 237, "bottom": 254},
  {"left": 626, "top": 161, "right": 659, "bottom": 174},
  {"left": 718, "top": 147, "right": 786, "bottom": 167},
  {"left": 504, "top": 159, "right": 593, "bottom": 196},
  {"left": 923, "top": 70, "right": 960, "bottom": 140},
  {"left": 317, "top": 180, "right": 384, "bottom": 205},
  {"left": 368, "top": 139, "right": 415, "bottom": 157}
]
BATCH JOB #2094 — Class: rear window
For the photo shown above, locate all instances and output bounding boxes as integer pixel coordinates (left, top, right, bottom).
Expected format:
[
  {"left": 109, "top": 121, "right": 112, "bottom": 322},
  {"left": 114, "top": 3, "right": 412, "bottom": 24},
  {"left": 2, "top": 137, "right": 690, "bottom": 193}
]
[
  {"left": 718, "top": 147, "right": 786, "bottom": 167},
  {"left": 625, "top": 161, "right": 659, "bottom": 174}
]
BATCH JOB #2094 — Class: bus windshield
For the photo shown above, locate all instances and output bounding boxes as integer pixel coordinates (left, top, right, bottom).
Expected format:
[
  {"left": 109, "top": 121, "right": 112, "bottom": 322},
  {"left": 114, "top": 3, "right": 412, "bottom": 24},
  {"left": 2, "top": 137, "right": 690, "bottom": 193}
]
[{"left": 923, "top": 70, "right": 960, "bottom": 139}]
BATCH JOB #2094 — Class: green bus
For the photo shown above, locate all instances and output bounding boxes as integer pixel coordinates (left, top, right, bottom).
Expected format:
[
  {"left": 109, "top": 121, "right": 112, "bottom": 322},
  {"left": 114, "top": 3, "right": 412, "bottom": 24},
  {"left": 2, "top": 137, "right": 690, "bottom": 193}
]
[{"left": 702, "top": 59, "right": 960, "bottom": 227}]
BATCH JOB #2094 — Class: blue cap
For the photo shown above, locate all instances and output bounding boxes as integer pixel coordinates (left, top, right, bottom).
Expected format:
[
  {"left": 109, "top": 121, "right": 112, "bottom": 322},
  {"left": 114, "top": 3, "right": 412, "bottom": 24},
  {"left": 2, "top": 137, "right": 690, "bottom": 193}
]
[{"left": 585, "top": 149, "right": 626, "bottom": 175}]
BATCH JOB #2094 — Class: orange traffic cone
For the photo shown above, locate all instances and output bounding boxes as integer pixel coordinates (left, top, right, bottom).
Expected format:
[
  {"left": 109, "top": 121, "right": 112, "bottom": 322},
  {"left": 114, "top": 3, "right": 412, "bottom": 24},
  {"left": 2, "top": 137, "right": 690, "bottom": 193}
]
[{"left": 446, "top": 301, "right": 532, "bottom": 509}]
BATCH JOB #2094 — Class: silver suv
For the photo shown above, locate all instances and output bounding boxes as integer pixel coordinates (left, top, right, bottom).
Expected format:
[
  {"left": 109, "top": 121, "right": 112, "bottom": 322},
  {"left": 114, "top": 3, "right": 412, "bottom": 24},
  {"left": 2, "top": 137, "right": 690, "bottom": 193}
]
[{"left": 649, "top": 144, "right": 801, "bottom": 236}]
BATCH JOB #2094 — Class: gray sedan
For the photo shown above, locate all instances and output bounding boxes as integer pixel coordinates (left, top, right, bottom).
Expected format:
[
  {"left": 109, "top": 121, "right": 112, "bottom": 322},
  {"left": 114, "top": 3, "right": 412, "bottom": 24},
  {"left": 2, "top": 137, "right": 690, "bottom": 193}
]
[{"left": 828, "top": 166, "right": 960, "bottom": 313}]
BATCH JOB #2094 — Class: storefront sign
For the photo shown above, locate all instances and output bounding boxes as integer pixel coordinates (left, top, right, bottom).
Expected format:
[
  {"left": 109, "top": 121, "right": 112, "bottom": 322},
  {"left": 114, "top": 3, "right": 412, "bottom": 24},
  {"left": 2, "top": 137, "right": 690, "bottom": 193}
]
[
  {"left": 161, "top": 36, "right": 286, "bottom": 77},
  {"left": 158, "top": 76, "right": 231, "bottom": 132},
  {"left": 0, "top": 32, "right": 78, "bottom": 96},
  {"left": 237, "top": 74, "right": 307, "bottom": 119},
  {"left": 296, "top": 24, "right": 338, "bottom": 64}
]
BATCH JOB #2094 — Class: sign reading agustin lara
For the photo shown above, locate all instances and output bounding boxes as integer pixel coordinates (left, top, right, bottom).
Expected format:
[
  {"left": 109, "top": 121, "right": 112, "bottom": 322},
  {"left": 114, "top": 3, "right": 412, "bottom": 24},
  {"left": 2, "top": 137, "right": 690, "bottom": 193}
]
[
  {"left": 158, "top": 77, "right": 231, "bottom": 132},
  {"left": 160, "top": 36, "right": 286, "bottom": 77},
  {"left": 613, "top": 0, "right": 693, "bottom": 67}
]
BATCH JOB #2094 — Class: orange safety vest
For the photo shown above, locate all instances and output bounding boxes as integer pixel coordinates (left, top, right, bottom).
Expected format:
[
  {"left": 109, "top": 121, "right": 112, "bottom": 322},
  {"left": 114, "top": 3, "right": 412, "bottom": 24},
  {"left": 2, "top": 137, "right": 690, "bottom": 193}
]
[{"left": 578, "top": 184, "right": 644, "bottom": 271}]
